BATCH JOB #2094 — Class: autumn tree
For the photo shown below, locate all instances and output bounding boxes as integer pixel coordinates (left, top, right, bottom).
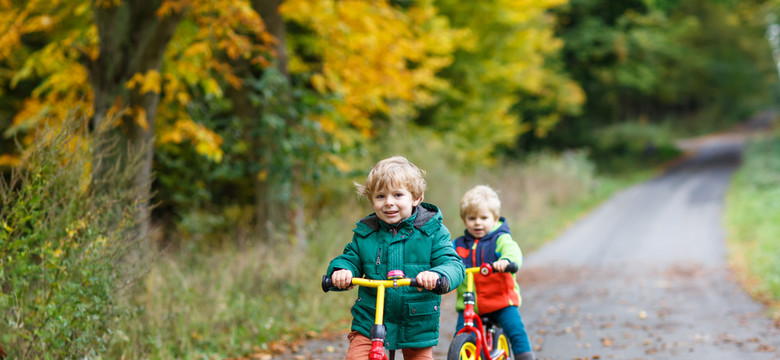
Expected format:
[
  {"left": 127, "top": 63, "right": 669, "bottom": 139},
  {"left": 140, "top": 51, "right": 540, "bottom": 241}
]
[
  {"left": 1, "top": 0, "right": 271, "bottom": 239},
  {"left": 425, "top": 0, "right": 585, "bottom": 165},
  {"left": 281, "top": 0, "right": 459, "bottom": 142}
]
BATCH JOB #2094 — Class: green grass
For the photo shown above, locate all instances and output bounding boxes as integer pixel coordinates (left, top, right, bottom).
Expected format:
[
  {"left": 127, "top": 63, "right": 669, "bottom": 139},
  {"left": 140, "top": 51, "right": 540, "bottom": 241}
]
[
  {"left": 107, "top": 218, "right": 358, "bottom": 359},
  {"left": 725, "top": 132, "right": 780, "bottom": 316}
]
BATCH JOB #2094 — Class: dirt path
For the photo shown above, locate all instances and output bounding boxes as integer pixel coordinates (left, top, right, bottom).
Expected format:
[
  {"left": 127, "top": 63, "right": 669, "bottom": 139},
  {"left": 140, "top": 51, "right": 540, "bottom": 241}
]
[{"left": 274, "top": 114, "right": 779, "bottom": 360}]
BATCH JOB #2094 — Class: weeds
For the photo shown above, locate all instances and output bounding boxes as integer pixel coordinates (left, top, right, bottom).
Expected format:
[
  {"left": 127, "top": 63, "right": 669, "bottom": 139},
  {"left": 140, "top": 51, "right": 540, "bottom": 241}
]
[
  {"left": 0, "top": 118, "right": 148, "bottom": 359},
  {"left": 725, "top": 132, "right": 780, "bottom": 316}
]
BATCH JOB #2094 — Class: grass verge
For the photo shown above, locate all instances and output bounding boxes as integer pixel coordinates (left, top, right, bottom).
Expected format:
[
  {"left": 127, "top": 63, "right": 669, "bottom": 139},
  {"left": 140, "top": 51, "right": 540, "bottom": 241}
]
[{"left": 724, "top": 132, "right": 780, "bottom": 318}]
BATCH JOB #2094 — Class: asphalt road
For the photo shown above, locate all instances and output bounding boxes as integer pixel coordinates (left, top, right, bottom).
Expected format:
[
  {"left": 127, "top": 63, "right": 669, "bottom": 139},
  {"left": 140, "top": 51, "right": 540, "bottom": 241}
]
[
  {"left": 275, "top": 117, "right": 780, "bottom": 360},
  {"left": 501, "top": 127, "right": 780, "bottom": 360}
]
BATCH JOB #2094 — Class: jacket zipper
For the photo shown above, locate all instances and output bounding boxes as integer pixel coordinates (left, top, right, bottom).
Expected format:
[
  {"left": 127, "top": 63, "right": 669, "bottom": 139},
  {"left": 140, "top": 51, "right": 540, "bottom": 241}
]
[
  {"left": 376, "top": 247, "right": 382, "bottom": 265},
  {"left": 472, "top": 239, "right": 479, "bottom": 266}
]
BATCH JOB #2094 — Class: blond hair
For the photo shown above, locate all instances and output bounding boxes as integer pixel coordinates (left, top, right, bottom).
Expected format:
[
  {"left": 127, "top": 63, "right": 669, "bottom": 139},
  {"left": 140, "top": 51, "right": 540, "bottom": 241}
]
[
  {"left": 356, "top": 156, "right": 426, "bottom": 200},
  {"left": 460, "top": 185, "right": 500, "bottom": 219}
]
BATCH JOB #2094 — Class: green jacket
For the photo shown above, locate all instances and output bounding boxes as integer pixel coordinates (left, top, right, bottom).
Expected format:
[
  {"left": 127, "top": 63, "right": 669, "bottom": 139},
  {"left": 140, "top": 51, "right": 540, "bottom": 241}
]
[{"left": 327, "top": 203, "right": 465, "bottom": 350}]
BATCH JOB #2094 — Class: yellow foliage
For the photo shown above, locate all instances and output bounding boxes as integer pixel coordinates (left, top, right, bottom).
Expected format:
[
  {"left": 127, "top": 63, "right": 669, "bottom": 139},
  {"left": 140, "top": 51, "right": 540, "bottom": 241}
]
[
  {"left": 159, "top": 119, "right": 224, "bottom": 162},
  {"left": 127, "top": 106, "right": 150, "bottom": 131},
  {"left": 257, "top": 169, "right": 268, "bottom": 181},
  {"left": 281, "top": 0, "right": 457, "bottom": 136},
  {"left": 326, "top": 153, "right": 352, "bottom": 173},
  {"left": 1, "top": 0, "right": 276, "bottom": 164},
  {"left": 0, "top": 154, "right": 22, "bottom": 167},
  {"left": 126, "top": 70, "right": 162, "bottom": 95}
]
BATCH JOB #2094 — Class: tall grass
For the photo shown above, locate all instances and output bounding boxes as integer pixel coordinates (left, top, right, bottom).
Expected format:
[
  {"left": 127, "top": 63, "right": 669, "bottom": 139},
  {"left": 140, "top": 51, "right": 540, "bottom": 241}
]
[
  {"left": 0, "top": 119, "right": 148, "bottom": 359},
  {"left": 725, "top": 132, "right": 780, "bottom": 316}
]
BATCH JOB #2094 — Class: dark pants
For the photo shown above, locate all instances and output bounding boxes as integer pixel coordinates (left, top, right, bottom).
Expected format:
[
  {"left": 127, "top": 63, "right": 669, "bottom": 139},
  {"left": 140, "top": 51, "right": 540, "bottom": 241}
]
[{"left": 455, "top": 306, "right": 532, "bottom": 354}]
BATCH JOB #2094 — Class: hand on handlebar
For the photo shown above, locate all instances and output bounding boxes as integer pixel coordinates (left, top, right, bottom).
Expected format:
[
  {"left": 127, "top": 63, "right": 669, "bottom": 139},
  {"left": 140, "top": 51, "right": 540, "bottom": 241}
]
[
  {"left": 491, "top": 259, "right": 519, "bottom": 273},
  {"left": 492, "top": 259, "right": 510, "bottom": 272},
  {"left": 331, "top": 269, "right": 354, "bottom": 290},
  {"left": 415, "top": 271, "right": 440, "bottom": 291}
]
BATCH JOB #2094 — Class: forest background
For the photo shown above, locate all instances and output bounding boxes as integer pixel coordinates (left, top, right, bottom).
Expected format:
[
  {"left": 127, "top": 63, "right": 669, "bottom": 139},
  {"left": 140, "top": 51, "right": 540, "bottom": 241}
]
[{"left": 1, "top": 0, "right": 780, "bottom": 359}]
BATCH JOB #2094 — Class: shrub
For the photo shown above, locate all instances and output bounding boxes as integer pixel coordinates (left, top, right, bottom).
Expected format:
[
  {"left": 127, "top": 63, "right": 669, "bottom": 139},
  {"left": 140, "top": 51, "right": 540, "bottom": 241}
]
[{"left": 0, "top": 119, "right": 148, "bottom": 359}]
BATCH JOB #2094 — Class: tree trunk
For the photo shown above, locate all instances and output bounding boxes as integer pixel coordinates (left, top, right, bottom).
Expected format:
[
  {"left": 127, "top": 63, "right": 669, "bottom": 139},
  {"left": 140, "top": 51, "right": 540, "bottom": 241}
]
[
  {"left": 85, "top": 1, "right": 183, "bottom": 242},
  {"left": 252, "top": 0, "right": 306, "bottom": 247}
]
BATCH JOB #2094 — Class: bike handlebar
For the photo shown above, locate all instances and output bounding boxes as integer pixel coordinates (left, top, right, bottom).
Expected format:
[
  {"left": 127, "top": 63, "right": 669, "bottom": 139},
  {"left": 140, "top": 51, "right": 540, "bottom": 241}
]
[
  {"left": 465, "top": 261, "right": 519, "bottom": 275},
  {"left": 322, "top": 274, "right": 450, "bottom": 295}
]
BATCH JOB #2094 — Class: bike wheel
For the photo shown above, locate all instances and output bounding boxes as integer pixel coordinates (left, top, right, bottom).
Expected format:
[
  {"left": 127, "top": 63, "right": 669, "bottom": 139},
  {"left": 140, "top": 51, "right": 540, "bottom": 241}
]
[
  {"left": 448, "top": 333, "right": 478, "bottom": 360},
  {"left": 491, "top": 327, "right": 512, "bottom": 360}
]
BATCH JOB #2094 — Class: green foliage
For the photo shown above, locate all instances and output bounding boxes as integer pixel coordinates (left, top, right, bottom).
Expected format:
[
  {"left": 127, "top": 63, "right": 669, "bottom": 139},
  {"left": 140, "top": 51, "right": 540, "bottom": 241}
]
[
  {"left": 421, "top": 0, "right": 583, "bottom": 166},
  {"left": 588, "top": 120, "right": 682, "bottom": 173},
  {"left": 538, "top": 0, "right": 778, "bottom": 155},
  {"left": 0, "top": 119, "right": 147, "bottom": 358},
  {"left": 725, "top": 133, "right": 780, "bottom": 306},
  {"left": 153, "top": 68, "right": 336, "bottom": 244}
]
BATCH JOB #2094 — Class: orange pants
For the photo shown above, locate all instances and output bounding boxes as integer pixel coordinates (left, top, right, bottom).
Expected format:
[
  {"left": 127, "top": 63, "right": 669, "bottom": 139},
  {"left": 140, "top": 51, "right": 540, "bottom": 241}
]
[{"left": 345, "top": 331, "right": 434, "bottom": 360}]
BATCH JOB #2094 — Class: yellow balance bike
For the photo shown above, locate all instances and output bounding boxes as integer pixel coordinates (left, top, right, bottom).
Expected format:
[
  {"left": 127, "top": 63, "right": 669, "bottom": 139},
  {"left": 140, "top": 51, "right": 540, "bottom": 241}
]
[
  {"left": 447, "top": 262, "right": 518, "bottom": 360},
  {"left": 322, "top": 270, "right": 449, "bottom": 360}
]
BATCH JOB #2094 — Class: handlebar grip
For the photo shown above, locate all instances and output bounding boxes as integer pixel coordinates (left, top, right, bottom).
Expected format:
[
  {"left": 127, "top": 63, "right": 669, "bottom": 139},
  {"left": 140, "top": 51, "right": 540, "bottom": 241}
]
[
  {"left": 322, "top": 275, "right": 333, "bottom": 293},
  {"left": 505, "top": 261, "right": 519, "bottom": 274},
  {"left": 409, "top": 277, "right": 449, "bottom": 294},
  {"left": 433, "top": 276, "right": 449, "bottom": 295}
]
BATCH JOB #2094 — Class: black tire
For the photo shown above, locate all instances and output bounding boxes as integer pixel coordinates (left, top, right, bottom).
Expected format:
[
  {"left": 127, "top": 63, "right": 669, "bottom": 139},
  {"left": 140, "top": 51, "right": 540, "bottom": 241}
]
[
  {"left": 490, "top": 327, "right": 512, "bottom": 360},
  {"left": 447, "top": 333, "right": 478, "bottom": 360}
]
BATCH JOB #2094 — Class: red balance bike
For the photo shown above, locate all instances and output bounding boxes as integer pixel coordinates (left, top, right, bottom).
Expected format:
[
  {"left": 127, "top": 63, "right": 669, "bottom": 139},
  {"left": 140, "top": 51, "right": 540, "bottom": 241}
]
[
  {"left": 322, "top": 270, "right": 448, "bottom": 360},
  {"left": 447, "top": 262, "right": 518, "bottom": 360}
]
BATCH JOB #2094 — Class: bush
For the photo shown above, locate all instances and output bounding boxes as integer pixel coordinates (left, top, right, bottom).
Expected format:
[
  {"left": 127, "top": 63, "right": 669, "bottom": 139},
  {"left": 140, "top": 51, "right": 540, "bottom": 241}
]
[
  {"left": 725, "top": 133, "right": 780, "bottom": 310},
  {"left": 590, "top": 120, "right": 682, "bottom": 172},
  {"left": 0, "top": 119, "right": 148, "bottom": 359}
]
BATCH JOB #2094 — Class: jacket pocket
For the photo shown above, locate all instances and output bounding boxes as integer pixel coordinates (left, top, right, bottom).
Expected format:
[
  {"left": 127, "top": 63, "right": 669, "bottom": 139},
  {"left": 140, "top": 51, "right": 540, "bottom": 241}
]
[
  {"left": 350, "top": 297, "right": 377, "bottom": 335},
  {"left": 400, "top": 299, "right": 440, "bottom": 344}
]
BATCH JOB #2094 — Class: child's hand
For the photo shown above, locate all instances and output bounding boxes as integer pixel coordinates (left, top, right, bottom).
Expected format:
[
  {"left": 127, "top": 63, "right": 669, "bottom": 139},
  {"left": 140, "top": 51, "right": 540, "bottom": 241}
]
[
  {"left": 415, "top": 271, "right": 440, "bottom": 291},
  {"left": 492, "top": 259, "right": 510, "bottom": 272},
  {"left": 331, "top": 269, "right": 354, "bottom": 290}
]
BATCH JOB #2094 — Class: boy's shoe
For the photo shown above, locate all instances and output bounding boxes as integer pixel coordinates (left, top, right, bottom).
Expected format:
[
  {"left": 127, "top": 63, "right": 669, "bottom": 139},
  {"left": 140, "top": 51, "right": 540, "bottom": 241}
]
[{"left": 515, "top": 351, "right": 535, "bottom": 360}]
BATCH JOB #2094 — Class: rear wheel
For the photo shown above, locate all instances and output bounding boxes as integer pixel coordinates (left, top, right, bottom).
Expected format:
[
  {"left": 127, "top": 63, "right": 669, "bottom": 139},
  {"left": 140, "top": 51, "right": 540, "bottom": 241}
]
[
  {"left": 448, "top": 333, "right": 478, "bottom": 360},
  {"left": 491, "top": 327, "right": 512, "bottom": 360}
]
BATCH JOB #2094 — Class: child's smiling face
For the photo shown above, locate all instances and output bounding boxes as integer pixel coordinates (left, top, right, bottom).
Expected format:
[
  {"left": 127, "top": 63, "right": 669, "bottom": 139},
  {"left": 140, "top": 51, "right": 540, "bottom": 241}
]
[
  {"left": 463, "top": 204, "right": 498, "bottom": 238},
  {"left": 371, "top": 186, "right": 422, "bottom": 225}
]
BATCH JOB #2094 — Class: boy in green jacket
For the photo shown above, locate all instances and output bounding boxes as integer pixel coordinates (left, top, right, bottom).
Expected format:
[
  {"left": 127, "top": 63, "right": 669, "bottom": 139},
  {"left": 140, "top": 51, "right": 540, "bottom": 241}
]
[{"left": 327, "top": 156, "right": 465, "bottom": 360}]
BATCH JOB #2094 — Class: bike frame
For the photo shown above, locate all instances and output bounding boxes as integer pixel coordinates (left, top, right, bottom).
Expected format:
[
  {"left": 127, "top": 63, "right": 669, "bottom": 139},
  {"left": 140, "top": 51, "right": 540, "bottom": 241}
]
[
  {"left": 352, "top": 277, "right": 413, "bottom": 360},
  {"left": 323, "top": 271, "right": 446, "bottom": 360},
  {"left": 455, "top": 264, "right": 507, "bottom": 360}
]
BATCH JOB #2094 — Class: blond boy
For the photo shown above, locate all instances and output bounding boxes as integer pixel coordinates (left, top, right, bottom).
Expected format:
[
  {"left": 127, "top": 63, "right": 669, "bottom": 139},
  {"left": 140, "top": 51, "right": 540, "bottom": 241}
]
[
  {"left": 452, "top": 185, "right": 535, "bottom": 360},
  {"left": 327, "top": 156, "right": 464, "bottom": 360}
]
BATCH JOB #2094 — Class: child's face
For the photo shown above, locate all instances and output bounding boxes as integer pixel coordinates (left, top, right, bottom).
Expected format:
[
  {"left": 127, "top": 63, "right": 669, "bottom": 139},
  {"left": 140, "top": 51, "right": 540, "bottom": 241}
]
[
  {"left": 463, "top": 204, "right": 497, "bottom": 239},
  {"left": 371, "top": 186, "right": 422, "bottom": 225}
]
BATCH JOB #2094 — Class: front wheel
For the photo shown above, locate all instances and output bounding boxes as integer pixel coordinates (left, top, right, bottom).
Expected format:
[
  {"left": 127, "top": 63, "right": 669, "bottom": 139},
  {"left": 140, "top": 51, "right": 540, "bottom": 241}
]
[
  {"left": 448, "top": 333, "right": 478, "bottom": 360},
  {"left": 491, "top": 327, "right": 512, "bottom": 360}
]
